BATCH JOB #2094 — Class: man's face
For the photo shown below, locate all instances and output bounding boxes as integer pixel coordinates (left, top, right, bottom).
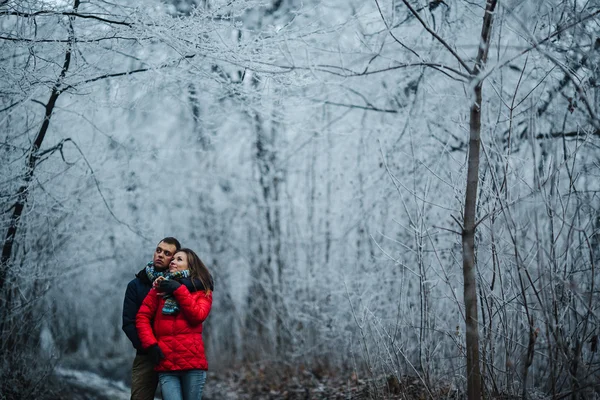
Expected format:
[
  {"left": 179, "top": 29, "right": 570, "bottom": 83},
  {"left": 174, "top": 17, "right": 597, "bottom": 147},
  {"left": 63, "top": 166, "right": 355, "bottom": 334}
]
[{"left": 153, "top": 241, "right": 178, "bottom": 269}]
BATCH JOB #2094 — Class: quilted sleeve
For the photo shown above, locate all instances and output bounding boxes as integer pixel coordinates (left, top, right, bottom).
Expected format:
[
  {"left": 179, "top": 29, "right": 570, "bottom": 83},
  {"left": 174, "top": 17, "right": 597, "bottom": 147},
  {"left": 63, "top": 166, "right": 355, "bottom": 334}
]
[
  {"left": 173, "top": 285, "right": 212, "bottom": 326},
  {"left": 136, "top": 289, "right": 159, "bottom": 349},
  {"left": 122, "top": 280, "right": 142, "bottom": 350}
]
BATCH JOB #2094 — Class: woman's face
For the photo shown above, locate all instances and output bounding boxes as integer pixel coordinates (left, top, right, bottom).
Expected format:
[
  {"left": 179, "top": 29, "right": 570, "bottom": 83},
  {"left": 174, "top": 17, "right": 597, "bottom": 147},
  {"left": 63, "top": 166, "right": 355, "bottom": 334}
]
[{"left": 169, "top": 251, "right": 189, "bottom": 273}]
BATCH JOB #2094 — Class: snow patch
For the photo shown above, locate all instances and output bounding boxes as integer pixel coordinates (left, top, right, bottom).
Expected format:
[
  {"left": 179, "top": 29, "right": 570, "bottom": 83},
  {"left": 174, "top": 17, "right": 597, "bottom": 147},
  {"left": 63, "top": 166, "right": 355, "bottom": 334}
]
[{"left": 55, "top": 367, "right": 130, "bottom": 400}]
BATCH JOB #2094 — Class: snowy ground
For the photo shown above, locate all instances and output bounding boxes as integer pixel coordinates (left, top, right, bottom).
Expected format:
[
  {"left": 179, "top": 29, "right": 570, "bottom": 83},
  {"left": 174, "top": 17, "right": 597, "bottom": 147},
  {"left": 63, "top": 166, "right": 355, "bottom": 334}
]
[
  {"left": 55, "top": 367, "right": 131, "bottom": 400},
  {"left": 54, "top": 367, "right": 239, "bottom": 400}
]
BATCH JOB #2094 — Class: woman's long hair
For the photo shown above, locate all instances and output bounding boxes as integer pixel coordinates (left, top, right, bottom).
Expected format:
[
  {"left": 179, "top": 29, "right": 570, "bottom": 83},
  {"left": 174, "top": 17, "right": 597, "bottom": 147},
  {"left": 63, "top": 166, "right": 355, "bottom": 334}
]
[{"left": 177, "top": 248, "right": 213, "bottom": 293}]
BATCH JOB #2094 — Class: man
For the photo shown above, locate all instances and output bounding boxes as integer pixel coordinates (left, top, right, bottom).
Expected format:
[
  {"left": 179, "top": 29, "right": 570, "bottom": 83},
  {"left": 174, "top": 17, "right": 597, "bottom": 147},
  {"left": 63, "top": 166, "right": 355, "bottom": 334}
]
[{"left": 122, "top": 237, "right": 181, "bottom": 400}]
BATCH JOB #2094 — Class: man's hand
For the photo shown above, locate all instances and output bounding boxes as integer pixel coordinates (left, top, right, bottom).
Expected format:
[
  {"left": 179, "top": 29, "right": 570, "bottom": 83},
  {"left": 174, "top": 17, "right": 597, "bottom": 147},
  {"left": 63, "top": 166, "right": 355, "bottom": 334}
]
[
  {"left": 158, "top": 279, "right": 181, "bottom": 295},
  {"left": 147, "top": 344, "right": 165, "bottom": 365},
  {"left": 153, "top": 276, "right": 165, "bottom": 289}
]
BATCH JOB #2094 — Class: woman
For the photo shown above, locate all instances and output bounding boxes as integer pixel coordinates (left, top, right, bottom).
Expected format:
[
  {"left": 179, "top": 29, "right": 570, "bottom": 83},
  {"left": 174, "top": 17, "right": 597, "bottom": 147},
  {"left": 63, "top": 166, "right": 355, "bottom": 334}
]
[{"left": 136, "top": 248, "right": 213, "bottom": 400}]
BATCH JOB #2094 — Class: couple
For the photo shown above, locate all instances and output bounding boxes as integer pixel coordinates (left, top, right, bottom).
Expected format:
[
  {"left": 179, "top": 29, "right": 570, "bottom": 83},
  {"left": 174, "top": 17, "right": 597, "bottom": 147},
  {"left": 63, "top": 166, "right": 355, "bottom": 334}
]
[{"left": 122, "top": 237, "right": 214, "bottom": 400}]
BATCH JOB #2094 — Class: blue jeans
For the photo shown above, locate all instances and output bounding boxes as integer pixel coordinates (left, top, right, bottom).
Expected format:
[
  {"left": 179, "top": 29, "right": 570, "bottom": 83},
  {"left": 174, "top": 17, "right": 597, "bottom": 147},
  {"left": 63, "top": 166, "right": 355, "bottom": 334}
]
[{"left": 159, "top": 370, "right": 207, "bottom": 400}]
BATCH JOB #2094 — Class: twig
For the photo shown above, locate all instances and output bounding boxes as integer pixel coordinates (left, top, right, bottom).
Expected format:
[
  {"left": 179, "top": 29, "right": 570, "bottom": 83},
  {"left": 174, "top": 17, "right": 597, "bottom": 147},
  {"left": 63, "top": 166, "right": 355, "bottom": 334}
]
[
  {"left": 399, "top": 0, "right": 473, "bottom": 75},
  {"left": 65, "top": 140, "right": 150, "bottom": 241},
  {"left": 1, "top": 10, "right": 132, "bottom": 26},
  {"left": 373, "top": 0, "right": 422, "bottom": 60}
]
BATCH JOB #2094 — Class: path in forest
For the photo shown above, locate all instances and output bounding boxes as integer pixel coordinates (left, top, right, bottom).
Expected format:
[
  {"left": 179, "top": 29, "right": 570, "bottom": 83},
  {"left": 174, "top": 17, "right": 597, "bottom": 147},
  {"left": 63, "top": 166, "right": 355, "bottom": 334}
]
[
  {"left": 55, "top": 367, "right": 130, "bottom": 400},
  {"left": 55, "top": 367, "right": 240, "bottom": 400}
]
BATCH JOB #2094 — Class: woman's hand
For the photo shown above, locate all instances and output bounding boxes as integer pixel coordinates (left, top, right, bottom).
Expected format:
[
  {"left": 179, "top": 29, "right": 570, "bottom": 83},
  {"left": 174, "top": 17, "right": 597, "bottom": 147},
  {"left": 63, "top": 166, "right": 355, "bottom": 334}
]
[{"left": 158, "top": 279, "right": 181, "bottom": 294}]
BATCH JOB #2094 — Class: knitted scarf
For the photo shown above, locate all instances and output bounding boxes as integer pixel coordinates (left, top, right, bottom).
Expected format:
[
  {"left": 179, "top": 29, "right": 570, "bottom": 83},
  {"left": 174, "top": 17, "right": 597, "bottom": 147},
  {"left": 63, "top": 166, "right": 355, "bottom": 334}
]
[
  {"left": 145, "top": 264, "right": 190, "bottom": 315},
  {"left": 145, "top": 262, "right": 167, "bottom": 282}
]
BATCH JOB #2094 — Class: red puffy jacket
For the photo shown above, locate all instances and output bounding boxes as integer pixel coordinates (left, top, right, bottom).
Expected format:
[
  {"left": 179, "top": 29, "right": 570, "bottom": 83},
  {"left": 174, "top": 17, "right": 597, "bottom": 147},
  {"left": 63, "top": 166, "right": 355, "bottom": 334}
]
[{"left": 136, "top": 285, "right": 212, "bottom": 371}]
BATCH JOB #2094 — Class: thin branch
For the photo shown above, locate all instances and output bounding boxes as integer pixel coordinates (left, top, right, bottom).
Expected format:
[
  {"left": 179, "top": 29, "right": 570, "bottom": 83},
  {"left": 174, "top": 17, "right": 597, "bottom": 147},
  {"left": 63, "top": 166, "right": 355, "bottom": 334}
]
[
  {"left": 432, "top": 225, "right": 462, "bottom": 235},
  {"left": 538, "top": 51, "right": 600, "bottom": 129},
  {"left": 535, "top": 129, "right": 600, "bottom": 140},
  {"left": 60, "top": 54, "right": 196, "bottom": 91},
  {"left": 370, "top": 234, "right": 421, "bottom": 277},
  {"left": 322, "top": 101, "right": 398, "bottom": 113},
  {"left": 399, "top": 0, "right": 473, "bottom": 74},
  {"left": 373, "top": 0, "right": 422, "bottom": 59},
  {"left": 0, "top": 35, "right": 143, "bottom": 43},
  {"left": 35, "top": 139, "right": 69, "bottom": 160},
  {"left": 65, "top": 140, "right": 150, "bottom": 241},
  {"left": 477, "top": 7, "right": 600, "bottom": 83},
  {"left": 450, "top": 214, "right": 464, "bottom": 230},
  {"left": 312, "top": 61, "right": 470, "bottom": 79},
  {"left": 0, "top": 101, "right": 22, "bottom": 113},
  {"left": 514, "top": 65, "right": 555, "bottom": 111},
  {"left": 0, "top": 10, "right": 133, "bottom": 26}
]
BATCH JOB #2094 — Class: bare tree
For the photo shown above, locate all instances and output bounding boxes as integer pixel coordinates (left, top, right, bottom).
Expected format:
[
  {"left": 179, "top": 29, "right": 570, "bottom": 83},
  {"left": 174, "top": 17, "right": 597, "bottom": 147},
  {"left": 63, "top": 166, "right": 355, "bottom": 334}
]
[{"left": 461, "top": 2, "right": 498, "bottom": 398}]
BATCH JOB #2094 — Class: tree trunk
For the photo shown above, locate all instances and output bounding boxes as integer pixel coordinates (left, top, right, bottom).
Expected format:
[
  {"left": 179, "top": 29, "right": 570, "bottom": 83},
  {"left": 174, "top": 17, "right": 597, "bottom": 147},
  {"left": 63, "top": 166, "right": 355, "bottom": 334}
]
[
  {"left": 462, "top": 1, "right": 497, "bottom": 399},
  {"left": 245, "top": 102, "right": 287, "bottom": 357},
  {"left": 463, "top": 81, "right": 483, "bottom": 399},
  {"left": 0, "top": 0, "right": 79, "bottom": 303}
]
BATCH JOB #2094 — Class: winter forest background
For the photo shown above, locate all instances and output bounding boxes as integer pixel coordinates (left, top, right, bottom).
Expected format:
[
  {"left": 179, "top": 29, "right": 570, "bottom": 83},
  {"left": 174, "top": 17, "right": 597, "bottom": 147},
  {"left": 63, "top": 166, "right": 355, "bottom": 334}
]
[{"left": 1, "top": 0, "right": 599, "bottom": 399}]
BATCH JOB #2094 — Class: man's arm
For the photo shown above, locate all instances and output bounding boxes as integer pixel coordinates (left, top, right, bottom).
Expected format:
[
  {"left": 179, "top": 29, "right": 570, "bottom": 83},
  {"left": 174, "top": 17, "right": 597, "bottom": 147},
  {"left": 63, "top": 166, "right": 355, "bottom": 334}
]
[{"left": 122, "top": 280, "right": 142, "bottom": 350}]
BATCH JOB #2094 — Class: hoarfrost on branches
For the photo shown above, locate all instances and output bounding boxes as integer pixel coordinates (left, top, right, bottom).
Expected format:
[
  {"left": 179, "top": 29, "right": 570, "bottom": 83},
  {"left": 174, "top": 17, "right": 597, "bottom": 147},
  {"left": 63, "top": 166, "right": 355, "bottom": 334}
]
[{"left": 1, "top": 0, "right": 599, "bottom": 398}]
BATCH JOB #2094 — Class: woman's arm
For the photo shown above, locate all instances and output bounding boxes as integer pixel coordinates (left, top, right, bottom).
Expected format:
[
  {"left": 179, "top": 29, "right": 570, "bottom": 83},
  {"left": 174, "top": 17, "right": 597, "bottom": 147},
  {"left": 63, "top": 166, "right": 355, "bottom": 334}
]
[
  {"left": 173, "top": 286, "right": 212, "bottom": 326},
  {"left": 136, "top": 289, "right": 160, "bottom": 348}
]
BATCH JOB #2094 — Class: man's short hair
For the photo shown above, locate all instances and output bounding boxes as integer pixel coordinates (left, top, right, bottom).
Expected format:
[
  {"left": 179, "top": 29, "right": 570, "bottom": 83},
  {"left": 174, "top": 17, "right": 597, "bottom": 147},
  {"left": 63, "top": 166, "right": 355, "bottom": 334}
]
[{"left": 160, "top": 237, "right": 181, "bottom": 251}]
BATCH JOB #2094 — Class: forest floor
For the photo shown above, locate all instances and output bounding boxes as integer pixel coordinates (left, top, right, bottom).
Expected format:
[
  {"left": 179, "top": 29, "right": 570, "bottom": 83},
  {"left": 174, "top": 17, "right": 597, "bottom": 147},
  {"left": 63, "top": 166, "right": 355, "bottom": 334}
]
[
  {"left": 48, "top": 355, "right": 585, "bottom": 400},
  {"left": 202, "top": 368, "right": 457, "bottom": 399},
  {"left": 54, "top": 362, "right": 569, "bottom": 400},
  {"left": 55, "top": 363, "right": 460, "bottom": 400}
]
